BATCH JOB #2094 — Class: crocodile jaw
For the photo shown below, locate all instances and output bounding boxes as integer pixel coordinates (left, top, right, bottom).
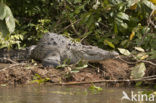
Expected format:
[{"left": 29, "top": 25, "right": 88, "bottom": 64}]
[
  {"left": 72, "top": 45, "right": 119, "bottom": 61},
  {"left": 83, "top": 51, "right": 119, "bottom": 61}
]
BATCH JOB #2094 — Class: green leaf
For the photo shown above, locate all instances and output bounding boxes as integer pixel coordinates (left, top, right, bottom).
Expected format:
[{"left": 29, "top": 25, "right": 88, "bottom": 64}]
[
  {"left": 70, "top": 70, "right": 80, "bottom": 73},
  {"left": 5, "top": 16, "right": 15, "bottom": 33},
  {"left": 104, "top": 39, "right": 115, "bottom": 48},
  {"left": 89, "top": 84, "right": 103, "bottom": 93},
  {"left": 127, "top": 0, "right": 140, "bottom": 7},
  {"left": 135, "top": 81, "right": 143, "bottom": 87},
  {"left": 149, "top": 50, "right": 156, "bottom": 59},
  {"left": 118, "top": 48, "right": 131, "bottom": 56},
  {"left": 87, "top": 15, "right": 95, "bottom": 28},
  {"left": 114, "top": 22, "right": 118, "bottom": 34},
  {"left": 131, "top": 63, "right": 146, "bottom": 79},
  {"left": 71, "top": 60, "right": 88, "bottom": 73},
  {"left": 74, "top": 0, "right": 82, "bottom": 4},
  {"left": 0, "top": 4, "right": 15, "bottom": 35},
  {"left": 142, "top": 0, "right": 156, "bottom": 10},
  {"left": 115, "top": 18, "right": 128, "bottom": 29},
  {"left": 117, "top": 12, "right": 130, "bottom": 21},
  {"left": 120, "top": 22, "right": 128, "bottom": 29},
  {"left": 142, "top": 26, "right": 150, "bottom": 34},
  {"left": 5, "top": 5, "right": 15, "bottom": 33},
  {"left": 56, "top": 64, "right": 68, "bottom": 69},
  {"left": 74, "top": 5, "right": 84, "bottom": 14},
  {"left": 0, "top": 3, "right": 6, "bottom": 20},
  {"left": 75, "top": 64, "right": 88, "bottom": 70},
  {"left": 0, "top": 20, "right": 9, "bottom": 36}
]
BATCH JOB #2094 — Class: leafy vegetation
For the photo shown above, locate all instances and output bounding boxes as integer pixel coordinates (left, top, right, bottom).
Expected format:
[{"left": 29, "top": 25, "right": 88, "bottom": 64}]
[
  {"left": 88, "top": 84, "right": 103, "bottom": 93},
  {"left": 0, "top": 0, "right": 155, "bottom": 58},
  {"left": 32, "top": 74, "right": 50, "bottom": 84}
]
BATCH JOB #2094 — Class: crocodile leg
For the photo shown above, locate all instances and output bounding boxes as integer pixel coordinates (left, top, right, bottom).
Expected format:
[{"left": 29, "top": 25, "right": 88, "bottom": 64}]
[{"left": 42, "top": 52, "right": 61, "bottom": 68}]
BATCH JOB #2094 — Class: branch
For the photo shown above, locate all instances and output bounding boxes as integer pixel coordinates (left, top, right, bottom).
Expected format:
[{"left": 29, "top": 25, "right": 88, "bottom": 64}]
[
  {"left": 69, "top": 20, "right": 80, "bottom": 36},
  {"left": 116, "top": 56, "right": 156, "bottom": 66},
  {"left": 57, "top": 19, "right": 81, "bottom": 34},
  {"left": 0, "top": 57, "right": 17, "bottom": 64},
  {"left": 54, "top": 77, "right": 156, "bottom": 85},
  {"left": 0, "top": 63, "right": 26, "bottom": 71}
]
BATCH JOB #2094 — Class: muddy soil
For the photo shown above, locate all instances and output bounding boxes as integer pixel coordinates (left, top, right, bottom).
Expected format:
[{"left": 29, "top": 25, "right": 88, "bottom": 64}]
[{"left": 0, "top": 59, "right": 155, "bottom": 86}]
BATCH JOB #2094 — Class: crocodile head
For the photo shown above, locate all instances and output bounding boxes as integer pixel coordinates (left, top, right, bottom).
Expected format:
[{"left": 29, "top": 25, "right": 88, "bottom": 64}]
[{"left": 73, "top": 46, "right": 119, "bottom": 61}]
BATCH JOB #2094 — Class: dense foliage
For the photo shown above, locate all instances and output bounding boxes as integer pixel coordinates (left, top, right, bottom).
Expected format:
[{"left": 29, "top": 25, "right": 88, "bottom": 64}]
[{"left": 0, "top": 0, "right": 156, "bottom": 58}]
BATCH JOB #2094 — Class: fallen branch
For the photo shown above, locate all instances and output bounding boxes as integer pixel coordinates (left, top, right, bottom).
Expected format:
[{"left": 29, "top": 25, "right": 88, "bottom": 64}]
[
  {"left": 0, "top": 63, "right": 27, "bottom": 71},
  {"left": 54, "top": 77, "right": 156, "bottom": 85},
  {"left": 141, "top": 60, "right": 156, "bottom": 66},
  {"left": 0, "top": 57, "right": 17, "bottom": 64},
  {"left": 117, "top": 56, "right": 156, "bottom": 66},
  {"left": 141, "top": 75, "right": 156, "bottom": 79}
]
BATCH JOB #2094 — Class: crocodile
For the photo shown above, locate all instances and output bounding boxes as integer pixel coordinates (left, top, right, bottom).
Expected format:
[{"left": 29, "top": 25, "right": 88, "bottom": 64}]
[
  {"left": 0, "top": 33, "right": 119, "bottom": 67},
  {"left": 29, "top": 33, "right": 119, "bottom": 67}
]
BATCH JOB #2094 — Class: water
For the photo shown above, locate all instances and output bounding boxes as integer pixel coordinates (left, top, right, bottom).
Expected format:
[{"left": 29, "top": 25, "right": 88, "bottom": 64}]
[{"left": 0, "top": 85, "right": 154, "bottom": 103}]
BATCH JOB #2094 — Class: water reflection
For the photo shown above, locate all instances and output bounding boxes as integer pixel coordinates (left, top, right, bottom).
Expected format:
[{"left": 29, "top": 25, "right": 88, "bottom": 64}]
[{"left": 0, "top": 85, "right": 153, "bottom": 103}]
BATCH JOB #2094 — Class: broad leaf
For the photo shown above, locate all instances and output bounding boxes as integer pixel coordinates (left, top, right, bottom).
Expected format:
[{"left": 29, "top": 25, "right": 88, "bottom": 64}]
[
  {"left": 0, "top": 20, "right": 9, "bottom": 36},
  {"left": 131, "top": 63, "right": 146, "bottom": 79},
  {"left": 143, "top": 0, "right": 156, "bottom": 10},
  {"left": 5, "top": 16, "right": 15, "bottom": 33},
  {"left": 5, "top": 5, "right": 15, "bottom": 33},
  {"left": 134, "top": 47, "right": 145, "bottom": 52},
  {"left": 127, "top": 0, "right": 140, "bottom": 7},
  {"left": 117, "top": 12, "right": 129, "bottom": 21},
  {"left": 120, "top": 22, "right": 128, "bottom": 29},
  {"left": 0, "top": 3, "right": 6, "bottom": 20},
  {"left": 0, "top": 4, "right": 15, "bottom": 35},
  {"left": 118, "top": 48, "right": 131, "bottom": 56}
]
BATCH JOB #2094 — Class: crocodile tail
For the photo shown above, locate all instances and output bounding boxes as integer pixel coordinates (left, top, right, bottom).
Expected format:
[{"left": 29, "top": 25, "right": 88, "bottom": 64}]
[{"left": 0, "top": 48, "right": 28, "bottom": 63}]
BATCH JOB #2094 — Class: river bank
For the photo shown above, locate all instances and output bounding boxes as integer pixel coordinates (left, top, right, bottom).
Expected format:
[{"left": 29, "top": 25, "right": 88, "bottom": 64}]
[{"left": 0, "top": 59, "right": 155, "bottom": 87}]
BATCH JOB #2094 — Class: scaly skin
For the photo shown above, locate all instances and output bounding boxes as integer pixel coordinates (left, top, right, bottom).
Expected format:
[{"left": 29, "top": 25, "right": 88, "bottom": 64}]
[
  {"left": 0, "top": 48, "right": 28, "bottom": 63},
  {"left": 30, "top": 33, "right": 119, "bottom": 67}
]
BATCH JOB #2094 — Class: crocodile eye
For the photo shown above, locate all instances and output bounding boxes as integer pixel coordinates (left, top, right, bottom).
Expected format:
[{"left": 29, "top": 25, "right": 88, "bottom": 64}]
[{"left": 51, "top": 38, "right": 54, "bottom": 40}]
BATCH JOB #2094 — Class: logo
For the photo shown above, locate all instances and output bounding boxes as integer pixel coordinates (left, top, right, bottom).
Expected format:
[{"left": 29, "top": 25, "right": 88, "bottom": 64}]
[{"left": 121, "top": 91, "right": 155, "bottom": 102}]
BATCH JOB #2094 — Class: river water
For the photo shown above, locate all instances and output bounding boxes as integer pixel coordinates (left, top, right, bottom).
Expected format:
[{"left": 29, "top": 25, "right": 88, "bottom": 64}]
[
  {"left": 0, "top": 63, "right": 155, "bottom": 103},
  {"left": 0, "top": 85, "right": 155, "bottom": 103}
]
